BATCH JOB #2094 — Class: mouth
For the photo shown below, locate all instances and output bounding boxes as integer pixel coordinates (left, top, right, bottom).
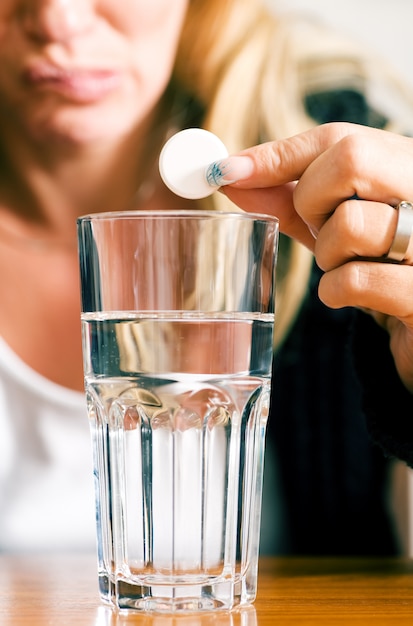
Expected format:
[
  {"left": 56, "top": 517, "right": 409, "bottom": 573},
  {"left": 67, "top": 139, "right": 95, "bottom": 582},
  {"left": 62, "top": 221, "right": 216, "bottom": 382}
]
[{"left": 23, "top": 62, "right": 122, "bottom": 103}]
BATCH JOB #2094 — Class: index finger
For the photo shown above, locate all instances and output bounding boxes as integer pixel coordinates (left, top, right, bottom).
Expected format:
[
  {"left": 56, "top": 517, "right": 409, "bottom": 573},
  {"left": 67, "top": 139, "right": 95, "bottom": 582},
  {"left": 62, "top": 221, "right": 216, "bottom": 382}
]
[
  {"left": 227, "top": 122, "right": 374, "bottom": 188},
  {"left": 222, "top": 122, "right": 413, "bottom": 234}
]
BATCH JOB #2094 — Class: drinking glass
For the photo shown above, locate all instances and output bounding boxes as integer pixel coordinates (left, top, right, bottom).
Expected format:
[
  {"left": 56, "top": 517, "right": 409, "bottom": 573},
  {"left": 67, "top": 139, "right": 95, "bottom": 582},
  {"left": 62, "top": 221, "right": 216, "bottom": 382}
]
[{"left": 77, "top": 210, "right": 279, "bottom": 613}]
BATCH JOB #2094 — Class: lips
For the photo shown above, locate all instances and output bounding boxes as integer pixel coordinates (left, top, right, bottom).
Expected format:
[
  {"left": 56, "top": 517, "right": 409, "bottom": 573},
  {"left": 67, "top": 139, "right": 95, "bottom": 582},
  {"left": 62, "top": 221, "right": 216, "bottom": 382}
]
[{"left": 23, "top": 63, "right": 122, "bottom": 103}]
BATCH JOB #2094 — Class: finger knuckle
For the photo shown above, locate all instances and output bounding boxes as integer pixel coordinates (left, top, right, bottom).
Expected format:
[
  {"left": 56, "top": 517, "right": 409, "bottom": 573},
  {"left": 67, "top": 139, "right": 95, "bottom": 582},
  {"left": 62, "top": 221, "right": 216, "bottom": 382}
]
[
  {"left": 334, "top": 199, "right": 365, "bottom": 241},
  {"left": 321, "top": 121, "right": 356, "bottom": 145},
  {"left": 256, "top": 140, "right": 284, "bottom": 170},
  {"left": 333, "top": 134, "right": 371, "bottom": 183},
  {"left": 315, "top": 200, "right": 364, "bottom": 270},
  {"left": 341, "top": 262, "right": 370, "bottom": 297},
  {"left": 319, "top": 263, "right": 369, "bottom": 308}
]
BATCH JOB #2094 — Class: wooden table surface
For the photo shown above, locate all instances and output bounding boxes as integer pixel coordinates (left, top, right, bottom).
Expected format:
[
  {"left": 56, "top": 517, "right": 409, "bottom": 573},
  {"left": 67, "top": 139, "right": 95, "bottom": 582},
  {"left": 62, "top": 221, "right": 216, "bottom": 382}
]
[{"left": 1, "top": 554, "right": 413, "bottom": 625}]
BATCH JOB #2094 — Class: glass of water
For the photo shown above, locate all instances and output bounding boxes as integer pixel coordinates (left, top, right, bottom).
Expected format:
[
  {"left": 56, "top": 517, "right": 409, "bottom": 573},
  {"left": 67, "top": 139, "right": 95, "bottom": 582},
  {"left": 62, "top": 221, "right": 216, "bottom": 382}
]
[{"left": 77, "top": 210, "right": 279, "bottom": 613}]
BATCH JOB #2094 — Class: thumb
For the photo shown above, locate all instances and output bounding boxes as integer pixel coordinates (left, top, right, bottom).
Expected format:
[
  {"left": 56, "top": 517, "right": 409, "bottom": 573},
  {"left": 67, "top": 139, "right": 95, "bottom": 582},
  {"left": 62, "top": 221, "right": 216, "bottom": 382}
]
[{"left": 221, "top": 182, "right": 317, "bottom": 250}]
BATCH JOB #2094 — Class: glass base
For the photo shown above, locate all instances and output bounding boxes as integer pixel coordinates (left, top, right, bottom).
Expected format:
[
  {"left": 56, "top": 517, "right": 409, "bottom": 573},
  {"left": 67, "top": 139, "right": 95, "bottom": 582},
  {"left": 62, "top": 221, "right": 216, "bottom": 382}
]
[{"left": 99, "top": 571, "right": 256, "bottom": 613}]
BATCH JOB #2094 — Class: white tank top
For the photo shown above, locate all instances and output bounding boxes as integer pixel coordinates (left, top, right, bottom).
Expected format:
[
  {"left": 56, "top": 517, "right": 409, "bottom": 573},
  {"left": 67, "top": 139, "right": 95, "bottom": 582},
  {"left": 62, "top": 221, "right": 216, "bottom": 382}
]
[
  {"left": 0, "top": 338, "right": 96, "bottom": 551},
  {"left": 0, "top": 335, "right": 286, "bottom": 554}
]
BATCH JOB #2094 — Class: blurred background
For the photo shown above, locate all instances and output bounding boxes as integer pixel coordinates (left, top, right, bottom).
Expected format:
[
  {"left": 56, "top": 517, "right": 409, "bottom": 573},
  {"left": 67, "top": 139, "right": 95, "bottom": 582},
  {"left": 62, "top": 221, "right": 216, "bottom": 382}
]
[{"left": 268, "top": 0, "right": 413, "bottom": 89}]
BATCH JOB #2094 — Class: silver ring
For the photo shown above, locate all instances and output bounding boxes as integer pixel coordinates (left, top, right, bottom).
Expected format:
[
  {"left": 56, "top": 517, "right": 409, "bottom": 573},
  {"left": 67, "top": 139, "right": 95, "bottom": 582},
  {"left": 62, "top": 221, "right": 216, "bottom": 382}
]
[{"left": 386, "top": 201, "right": 413, "bottom": 262}]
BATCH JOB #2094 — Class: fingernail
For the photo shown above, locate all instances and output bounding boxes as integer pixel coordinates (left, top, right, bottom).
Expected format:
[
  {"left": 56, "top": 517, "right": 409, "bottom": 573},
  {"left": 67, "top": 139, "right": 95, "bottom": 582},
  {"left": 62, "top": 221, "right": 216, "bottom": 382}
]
[{"left": 205, "top": 156, "right": 254, "bottom": 188}]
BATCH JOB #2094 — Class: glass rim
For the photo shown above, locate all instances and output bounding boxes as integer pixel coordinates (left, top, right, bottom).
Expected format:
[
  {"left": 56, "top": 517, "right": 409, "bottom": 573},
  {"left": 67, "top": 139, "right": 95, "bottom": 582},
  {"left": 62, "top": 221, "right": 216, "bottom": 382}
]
[{"left": 77, "top": 209, "right": 279, "bottom": 225}]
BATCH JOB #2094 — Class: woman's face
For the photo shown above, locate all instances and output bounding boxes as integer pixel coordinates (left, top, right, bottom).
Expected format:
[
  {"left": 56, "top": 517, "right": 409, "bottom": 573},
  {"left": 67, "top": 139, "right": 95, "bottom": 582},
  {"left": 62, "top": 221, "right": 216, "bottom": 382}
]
[{"left": 0, "top": 0, "right": 189, "bottom": 144}]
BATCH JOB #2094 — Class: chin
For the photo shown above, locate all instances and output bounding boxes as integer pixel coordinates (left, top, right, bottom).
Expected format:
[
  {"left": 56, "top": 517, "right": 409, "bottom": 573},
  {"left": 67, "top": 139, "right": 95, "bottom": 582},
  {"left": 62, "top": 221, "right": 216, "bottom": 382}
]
[
  {"left": 39, "top": 120, "right": 126, "bottom": 145},
  {"left": 30, "top": 101, "right": 146, "bottom": 147}
]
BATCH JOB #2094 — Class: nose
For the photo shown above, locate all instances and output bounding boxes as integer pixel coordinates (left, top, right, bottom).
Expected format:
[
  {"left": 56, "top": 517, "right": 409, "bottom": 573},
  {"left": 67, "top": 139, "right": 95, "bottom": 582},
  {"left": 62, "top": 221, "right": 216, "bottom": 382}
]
[{"left": 21, "top": 0, "right": 93, "bottom": 43}]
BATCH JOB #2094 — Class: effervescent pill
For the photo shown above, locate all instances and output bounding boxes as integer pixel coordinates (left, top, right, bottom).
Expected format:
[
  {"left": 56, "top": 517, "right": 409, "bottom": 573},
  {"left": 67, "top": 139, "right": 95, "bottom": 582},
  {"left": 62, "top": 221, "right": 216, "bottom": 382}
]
[{"left": 159, "top": 128, "right": 229, "bottom": 199}]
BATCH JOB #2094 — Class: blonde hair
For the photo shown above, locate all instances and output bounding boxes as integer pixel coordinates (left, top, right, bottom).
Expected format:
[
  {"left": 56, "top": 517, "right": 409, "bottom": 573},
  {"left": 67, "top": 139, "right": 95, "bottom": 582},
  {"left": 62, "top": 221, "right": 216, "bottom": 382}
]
[{"left": 171, "top": 0, "right": 407, "bottom": 348}]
